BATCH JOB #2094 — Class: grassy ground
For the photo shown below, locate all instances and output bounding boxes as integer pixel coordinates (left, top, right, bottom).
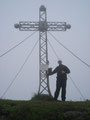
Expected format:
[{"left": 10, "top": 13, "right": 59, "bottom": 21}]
[{"left": 0, "top": 99, "right": 90, "bottom": 120}]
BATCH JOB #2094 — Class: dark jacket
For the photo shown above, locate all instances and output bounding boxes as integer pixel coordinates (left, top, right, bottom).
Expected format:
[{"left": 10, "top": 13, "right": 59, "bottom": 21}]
[{"left": 50, "top": 64, "right": 70, "bottom": 80}]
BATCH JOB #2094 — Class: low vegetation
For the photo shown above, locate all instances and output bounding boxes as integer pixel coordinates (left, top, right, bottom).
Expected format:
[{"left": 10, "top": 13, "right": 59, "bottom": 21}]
[{"left": 0, "top": 95, "right": 90, "bottom": 120}]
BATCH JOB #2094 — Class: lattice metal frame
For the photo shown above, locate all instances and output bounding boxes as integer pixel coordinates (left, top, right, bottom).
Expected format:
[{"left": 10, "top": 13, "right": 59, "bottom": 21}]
[
  {"left": 38, "top": 6, "right": 51, "bottom": 95},
  {"left": 14, "top": 5, "right": 71, "bottom": 96}
]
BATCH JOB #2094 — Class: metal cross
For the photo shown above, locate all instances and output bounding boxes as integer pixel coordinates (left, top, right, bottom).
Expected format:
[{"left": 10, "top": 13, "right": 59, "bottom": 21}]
[{"left": 14, "top": 5, "right": 71, "bottom": 96}]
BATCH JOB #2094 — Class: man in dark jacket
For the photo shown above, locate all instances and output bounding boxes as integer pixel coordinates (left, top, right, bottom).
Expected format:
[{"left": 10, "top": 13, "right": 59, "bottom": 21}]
[{"left": 49, "top": 60, "right": 70, "bottom": 101}]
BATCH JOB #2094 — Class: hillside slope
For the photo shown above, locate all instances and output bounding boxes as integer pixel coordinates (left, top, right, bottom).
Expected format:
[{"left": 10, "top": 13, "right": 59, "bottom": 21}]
[{"left": 0, "top": 99, "right": 90, "bottom": 120}]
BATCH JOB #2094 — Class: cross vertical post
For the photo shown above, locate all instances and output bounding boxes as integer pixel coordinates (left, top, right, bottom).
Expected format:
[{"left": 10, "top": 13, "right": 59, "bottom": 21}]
[{"left": 38, "top": 6, "right": 51, "bottom": 95}]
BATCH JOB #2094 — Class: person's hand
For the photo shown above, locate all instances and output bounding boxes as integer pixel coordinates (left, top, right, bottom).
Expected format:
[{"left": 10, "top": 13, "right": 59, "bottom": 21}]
[
  {"left": 62, "top": 70, "right": 65, "bottom": 74},
  {"left": 47, "top": 73, "right": 49, "bottom": 76},
  {"left": 47, "top": 73, "right": 50, "bottom": 76}
]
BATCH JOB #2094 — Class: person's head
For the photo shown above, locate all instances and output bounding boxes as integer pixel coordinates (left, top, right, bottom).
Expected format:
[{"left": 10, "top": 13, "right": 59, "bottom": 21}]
[{"left": 58, "top": 60, "right": 62, "bottom": 65}]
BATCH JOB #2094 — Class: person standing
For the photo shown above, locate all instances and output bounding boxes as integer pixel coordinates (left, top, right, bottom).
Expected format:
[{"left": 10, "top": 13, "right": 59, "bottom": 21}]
[{"left": 48, "top": 60, "right": 70, "bottom": 101}]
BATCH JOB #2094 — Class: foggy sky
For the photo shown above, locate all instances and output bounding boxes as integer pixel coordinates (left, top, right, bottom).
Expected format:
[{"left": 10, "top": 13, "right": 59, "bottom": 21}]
[{"left": 0, "top": 0, "right": 90, "bottom": 101}]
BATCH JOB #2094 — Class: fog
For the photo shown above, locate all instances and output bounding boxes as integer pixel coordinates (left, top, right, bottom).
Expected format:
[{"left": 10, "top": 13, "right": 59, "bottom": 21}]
[{"left": 0, "top": 0, "right": 90, "bottom": 101}]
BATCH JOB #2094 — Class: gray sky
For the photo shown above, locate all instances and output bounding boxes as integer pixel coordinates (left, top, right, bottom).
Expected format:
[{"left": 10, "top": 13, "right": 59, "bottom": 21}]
[{"left": 0, "top": 0, "right": 90, "bottom": 101}]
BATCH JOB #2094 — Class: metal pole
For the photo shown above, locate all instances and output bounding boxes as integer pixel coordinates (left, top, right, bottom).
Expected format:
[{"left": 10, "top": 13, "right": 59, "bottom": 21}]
[{"left": 38, "top": 5, "right": 51, "bottom": 95}]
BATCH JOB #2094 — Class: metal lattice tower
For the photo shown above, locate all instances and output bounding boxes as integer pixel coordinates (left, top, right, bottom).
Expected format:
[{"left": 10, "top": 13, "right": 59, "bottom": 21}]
[{"left": 14, "top": 5, "right": 71, "bottom": 96}]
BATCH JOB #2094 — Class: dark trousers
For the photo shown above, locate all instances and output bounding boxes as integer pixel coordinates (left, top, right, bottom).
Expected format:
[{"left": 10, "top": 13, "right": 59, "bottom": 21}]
[{"left": 54, "top": 78, "right": 67, "bottom": 101}]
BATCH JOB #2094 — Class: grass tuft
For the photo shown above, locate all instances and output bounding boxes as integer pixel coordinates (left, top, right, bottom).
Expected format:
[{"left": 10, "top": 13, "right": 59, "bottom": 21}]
[{"left": 31, "top": 93, "right": 54, "bottom": 101}]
